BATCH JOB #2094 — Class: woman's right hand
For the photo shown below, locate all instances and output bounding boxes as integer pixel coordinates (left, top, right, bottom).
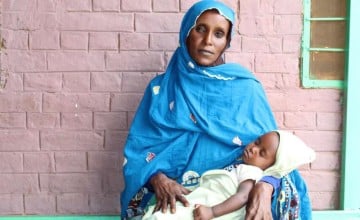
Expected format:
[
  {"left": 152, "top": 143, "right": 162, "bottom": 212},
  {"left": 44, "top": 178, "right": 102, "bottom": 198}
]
[{"left": 150, "top": 172, "right": 191, "bottom": 214}]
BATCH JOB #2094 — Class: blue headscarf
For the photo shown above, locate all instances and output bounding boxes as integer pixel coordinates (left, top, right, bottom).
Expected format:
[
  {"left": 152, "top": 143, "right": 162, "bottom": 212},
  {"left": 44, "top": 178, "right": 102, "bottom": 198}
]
[{"left": 120, "top": 0, "right": 278, "bottom": 218}]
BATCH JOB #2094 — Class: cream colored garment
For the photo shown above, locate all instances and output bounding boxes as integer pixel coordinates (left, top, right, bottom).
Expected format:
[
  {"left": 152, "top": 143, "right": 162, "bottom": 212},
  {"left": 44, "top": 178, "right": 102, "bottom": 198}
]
[
  {"left": 143, "top": 165, "right": 263, "bottom": 220},
  {"left": 263, "top": 130, "right": 316, "bottom": 178}
]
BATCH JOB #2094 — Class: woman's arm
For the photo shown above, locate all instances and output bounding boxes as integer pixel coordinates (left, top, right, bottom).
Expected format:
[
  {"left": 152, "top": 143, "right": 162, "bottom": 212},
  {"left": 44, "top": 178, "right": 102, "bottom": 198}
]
[
  {"left": 245, "top": 181, "right": 274, "bottom": 220},
  {"left": 193, "top": 179, "right": 255, "bottom": 220},
  {"left": 150, "top": 172, "right": 191, "bottom": 214}
]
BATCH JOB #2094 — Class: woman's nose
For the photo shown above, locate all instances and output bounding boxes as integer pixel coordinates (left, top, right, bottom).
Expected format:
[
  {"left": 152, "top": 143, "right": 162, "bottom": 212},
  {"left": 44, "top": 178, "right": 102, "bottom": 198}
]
[{"left": 204, "top": 32, "right": 213, "bottom": 45}]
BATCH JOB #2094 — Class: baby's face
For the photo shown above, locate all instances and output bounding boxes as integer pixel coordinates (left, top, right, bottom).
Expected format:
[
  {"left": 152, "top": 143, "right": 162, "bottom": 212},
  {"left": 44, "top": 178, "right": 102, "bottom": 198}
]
[{"left": 242, "top": 131, "right": 279, "bottom": 170}]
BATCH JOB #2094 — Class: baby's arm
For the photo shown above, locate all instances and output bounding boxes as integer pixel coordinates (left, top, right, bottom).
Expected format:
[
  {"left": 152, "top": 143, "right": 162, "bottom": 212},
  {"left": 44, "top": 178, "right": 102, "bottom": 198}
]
[{"left": 193, "top": 179, "right": 255, "bottom": 220}]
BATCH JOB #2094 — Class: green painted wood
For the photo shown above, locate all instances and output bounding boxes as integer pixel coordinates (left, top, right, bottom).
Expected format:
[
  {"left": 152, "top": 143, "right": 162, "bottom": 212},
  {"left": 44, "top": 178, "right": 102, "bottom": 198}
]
[
  {"left": 301, "top": 0, "right": 345, "bottom": 89},
  {"left": 341, "top": 0, "right": 360, "bottom": 210}
]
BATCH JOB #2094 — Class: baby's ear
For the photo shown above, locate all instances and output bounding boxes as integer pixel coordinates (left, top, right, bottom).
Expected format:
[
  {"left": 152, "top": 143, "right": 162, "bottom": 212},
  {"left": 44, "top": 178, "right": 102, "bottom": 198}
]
[{"left": 263, "top": 130, "right": 316, "bottom": 178}]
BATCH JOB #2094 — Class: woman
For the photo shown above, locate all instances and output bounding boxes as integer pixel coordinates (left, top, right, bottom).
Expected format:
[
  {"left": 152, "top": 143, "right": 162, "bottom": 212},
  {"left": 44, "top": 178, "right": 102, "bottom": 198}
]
[{"left": 121, "top": 1, "right": 311, "bottom": 219}]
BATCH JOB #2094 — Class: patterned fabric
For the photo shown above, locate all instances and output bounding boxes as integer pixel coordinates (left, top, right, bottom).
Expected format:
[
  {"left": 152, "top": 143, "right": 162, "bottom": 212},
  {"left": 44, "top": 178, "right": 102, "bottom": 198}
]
[{"left": 272, "top": 170, "right": 312, "bottom": 220}]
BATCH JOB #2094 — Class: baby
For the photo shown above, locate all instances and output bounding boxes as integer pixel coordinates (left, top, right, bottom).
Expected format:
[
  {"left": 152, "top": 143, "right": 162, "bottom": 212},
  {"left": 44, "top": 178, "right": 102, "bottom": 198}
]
[{"left": 143, "top": 130, "right": 316, "bottom": 220}]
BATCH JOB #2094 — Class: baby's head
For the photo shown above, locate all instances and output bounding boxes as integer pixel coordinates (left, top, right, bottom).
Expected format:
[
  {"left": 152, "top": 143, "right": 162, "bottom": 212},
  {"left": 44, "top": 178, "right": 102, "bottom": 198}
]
[{"left": 243, "top": 130, "right": 316, "bottom": 178}]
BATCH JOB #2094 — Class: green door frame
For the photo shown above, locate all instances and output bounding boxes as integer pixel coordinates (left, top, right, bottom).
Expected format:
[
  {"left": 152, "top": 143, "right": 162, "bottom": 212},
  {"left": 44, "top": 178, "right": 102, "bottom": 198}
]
[{"left": 340, "top": 0, "right": 360, "bottom": 211}]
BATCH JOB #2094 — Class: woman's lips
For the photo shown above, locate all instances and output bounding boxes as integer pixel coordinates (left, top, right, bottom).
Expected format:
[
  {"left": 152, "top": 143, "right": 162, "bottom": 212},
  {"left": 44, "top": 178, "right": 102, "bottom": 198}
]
[{"left": 198, "top": 49, "right": 214, "bottom": 55}]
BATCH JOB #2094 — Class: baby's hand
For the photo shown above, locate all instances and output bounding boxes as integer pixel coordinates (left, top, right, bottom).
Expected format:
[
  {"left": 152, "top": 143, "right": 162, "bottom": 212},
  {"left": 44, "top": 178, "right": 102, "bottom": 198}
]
[{"left": 193, "top": 204, "right": 214, "bottom": 220}]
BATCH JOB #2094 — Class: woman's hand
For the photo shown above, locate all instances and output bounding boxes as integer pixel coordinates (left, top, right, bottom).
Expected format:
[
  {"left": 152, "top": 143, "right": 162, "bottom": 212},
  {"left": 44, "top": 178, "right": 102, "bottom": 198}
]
[
  {"left": 245, "top": 181, "right": 273, "bottom": 220},
  {"left": 193, "top": 204, "right": 214, "bottom": 220},
  {"left": 150, "top": 172, "right": 191, "bottom": 214}
]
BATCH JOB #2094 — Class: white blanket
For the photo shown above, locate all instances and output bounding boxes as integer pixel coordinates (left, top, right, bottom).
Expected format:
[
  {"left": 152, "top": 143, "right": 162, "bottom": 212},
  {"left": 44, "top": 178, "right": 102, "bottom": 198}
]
[{"left": 143, "top": 165, "right": 262, "bottom": 220}]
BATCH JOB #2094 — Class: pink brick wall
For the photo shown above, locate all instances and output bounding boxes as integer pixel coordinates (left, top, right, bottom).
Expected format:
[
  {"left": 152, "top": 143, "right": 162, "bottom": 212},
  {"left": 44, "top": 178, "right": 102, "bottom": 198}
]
[{"left": 0, "top": 0, "right": 342, "bottom": 215}]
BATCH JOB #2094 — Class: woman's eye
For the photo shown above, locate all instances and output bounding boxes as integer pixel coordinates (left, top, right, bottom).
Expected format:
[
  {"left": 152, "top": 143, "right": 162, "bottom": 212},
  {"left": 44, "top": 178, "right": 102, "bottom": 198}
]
[
  {"left": 215, "top": 31, "right": 225, "bottom": 38},
  {"left": 195, "top": 25, "right": 206, "bottom": 33}
]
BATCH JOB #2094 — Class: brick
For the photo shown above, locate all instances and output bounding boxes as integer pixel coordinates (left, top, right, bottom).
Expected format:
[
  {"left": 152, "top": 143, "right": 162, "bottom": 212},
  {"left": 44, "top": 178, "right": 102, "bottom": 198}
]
[
  {"left": 27, "top": 113, "right": 60, "bottom": 129},
  {"left": 309, "top": 191, "right": 339, "bottom": 210},
  {"left": 111, "top": 93, "right": 143, "bottom": 112},
  {"left": 311, "top": 152, "right": 340, "bottom": 171},
  {"left": 91, "top": 72, "right": 122, "bottom": 92},
  {"left": 106, "top": 51, "right": 164, "bottom": 71},
  {"left": 0, "top": 92, "right": 41, "bottom": 112},
  {"left": 30, "top": 30, "right": 59, "bottom": 49},
  {"left": 2, "top": 0, "right": 37, "bottom": 11},
  {"left": 284, "top": 112, "right": 316, "bottom": 129},
  {"left": 226, "top": 34, "right": 242, "bottom": 53},
  {"left": 55, "top": 152, "right": 87, "bottom": 172},
  {"left": 63, "top": 0, "right": 91, "bottom": 11},
  {"left": 24, "top": 72, "right": 62, "bottom": 92},
  {"left": 47, "top": 51, "right": 105, "bottom": 71},
  {"left": 43, "top": 93, "right": 110, "bottom": 112},
  {"left": 150, "top": 33, "right": 178, "bottom": 50},
  {"left": 104, "top": 130, "right": 128, "bottom": 150},
  {"left": 61, "top": 32, "right": 88, "bottom": 50},
  {"left": 295, "top": 130, "right": 342, "bottom": 152},
  {"left": 25, "top": 194, "right": 56, "bottom": 214},
  {"left": 283, "top": 35, "right": 301, "bottom": 53},
  {"left": 88, "top": 151, "right": 121, "bottom": 171},
  {"left": 301, "top": 171, "right": 340, "bottom": 192},
  {"left": 153, "top": 0, "right": 179, "bottom": 12},
  {"left": 0, "top": 130, "right": 39, "bottom": 151},
  {"left": 24, "top": 152, "right": 54, "bottom": 173},
  {"left": 135, "top": 13, "right": 183, "bottom": 32},
  {"left": 274, "top": 15, "right": 302, "bottom": 35},
  {"left": 317, "top": 112, "right": 342, "bottom": 131},
  {"left": 2, "top": 12, "right": 57, "bottom": 31},
  {"left": 61, "top": 112, "right": 93, "bottom": 130},
  {"left": 0, "top": 153, "right": 23, "bottom": 172},
  {"left": 94, "top": 112, "right": 127, "bottom": 130},
  {"left": 121, "top": 72, "right": 156, "bottom": 93},
  {"left": 103, "top": 171, "right": 124, "bottom": 193},
  {"left": 242, "top": 36, "right": 282, "bottom": 53},
  {"left": 89, "top": 194, "right": 120, "bottom": 213},
  {"left": 238, "top": 15, "right": 274, "bottom": 36},
  {"left": 63, "top": 72, "right": 91, "bottom": 92},
  {"left": 1, "top": 29, "right": 28, "bottom": 49},
  {"left": 122, "top": 0, "right": 151, "bottom": 12},
  {"left": 127, "top": 111, "right": 136, "bottom": 128},
  {"left": 0, "top": 113, "right": 26, "bottom": 128},
  {"left": 37, "top": 0, "right": 57, "bottom": 12},
  {"left": 57, "top": 193, "right": 89, "bottom": 213},
  {"left": 0, "top": 72, "right": 23, "bottom": 91},
  {"left": 255, "top": 73, "right": 284, "bottom": 90},
  {"left": 0, "top": 194, "right": 24, "bottom": 214},
  {"left": 120, "top": 33, "right": 149, "bottom": 50},
  {"left": 180, "top": 0, "right": 198, "bottom": 11},
  {"left": 40, "top": 173, "right": 102, "bottom": 193},
  {"left": 255, "top": 54, "right": 298, "bottom": 73},
  {"left": 239, "top": 0, "right": 274, "bottom": 15},
  {"left": 225, "top": 52, "right": 255, "bottom": 71},
  {"left": 0, "top": 174, "right": 39, "bottom": 193},
  {"left": 41, "top": 131, "right": 104, "bottom": 150},
  {"left": 89, "top": 32, "right": 118, "bottom": 50},
  {"left": 6, "top": 51, "right": 46, "bottom": 72},
  {"left": 59, "top": 12, "right": 133, "bottom": 31},
  {"left": 274, "top": 0, "right": 302, "bottom": 14},
  {"left": 93, "top": 0, "right": 120, "bottom": 12}
]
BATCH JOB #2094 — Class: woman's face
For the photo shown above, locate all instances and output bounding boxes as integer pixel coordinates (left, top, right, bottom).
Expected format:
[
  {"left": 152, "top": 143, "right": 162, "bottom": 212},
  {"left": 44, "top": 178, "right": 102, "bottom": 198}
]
[{"left": 186, "top": 10, "right": 230, "bottom": 67}]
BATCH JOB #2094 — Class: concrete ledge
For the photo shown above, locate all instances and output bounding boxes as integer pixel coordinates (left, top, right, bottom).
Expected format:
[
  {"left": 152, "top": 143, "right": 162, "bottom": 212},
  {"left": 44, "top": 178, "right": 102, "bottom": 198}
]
[{"left": 0, "top": 211, "right": 360, "bottom": 220}]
